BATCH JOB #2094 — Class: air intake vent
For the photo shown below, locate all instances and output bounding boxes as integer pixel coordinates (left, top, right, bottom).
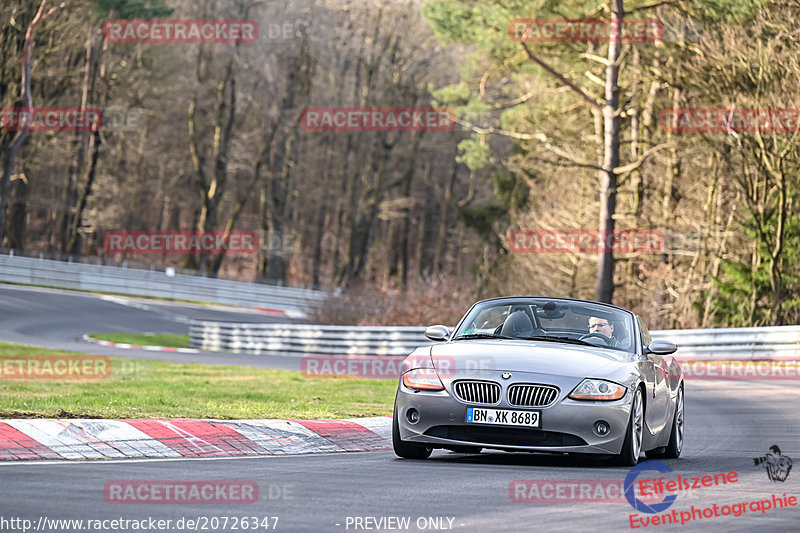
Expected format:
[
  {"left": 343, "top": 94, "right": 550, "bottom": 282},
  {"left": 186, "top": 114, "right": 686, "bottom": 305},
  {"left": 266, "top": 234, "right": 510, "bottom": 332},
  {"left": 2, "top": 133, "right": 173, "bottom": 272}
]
[{"left": 424, "top": 426, "right": 586, "bottom": 447}]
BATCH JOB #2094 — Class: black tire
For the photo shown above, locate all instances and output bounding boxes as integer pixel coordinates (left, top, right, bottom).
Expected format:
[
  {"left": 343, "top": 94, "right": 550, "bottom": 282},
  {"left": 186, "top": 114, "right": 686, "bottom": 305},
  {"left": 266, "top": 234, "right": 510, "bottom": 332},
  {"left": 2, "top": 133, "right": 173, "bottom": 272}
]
[
  {"left": 646, "top": 385, "right": 683, "bottom": 460},
  {"left": 614, "top": 387, "right": 643, "bottom": 466},
  {"left": 645, "top": 446, "right": 666, "bottom": 459},
  {"left": 392, "top": 408, "right": 432, "bottom": 460}
]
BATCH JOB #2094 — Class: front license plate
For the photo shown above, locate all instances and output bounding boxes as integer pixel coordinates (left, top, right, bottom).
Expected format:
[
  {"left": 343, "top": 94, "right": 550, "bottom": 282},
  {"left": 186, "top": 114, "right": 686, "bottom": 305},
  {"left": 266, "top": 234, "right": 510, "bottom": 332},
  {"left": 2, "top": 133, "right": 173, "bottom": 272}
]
[{"left": 466, "top": 408, "right": 540, "bottom": 428}]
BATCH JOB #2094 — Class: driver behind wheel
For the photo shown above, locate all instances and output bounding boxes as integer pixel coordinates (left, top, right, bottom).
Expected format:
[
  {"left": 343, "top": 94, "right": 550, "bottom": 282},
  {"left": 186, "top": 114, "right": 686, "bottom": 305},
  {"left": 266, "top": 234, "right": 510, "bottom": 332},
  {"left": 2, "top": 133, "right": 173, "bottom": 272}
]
[{"left": 587, "top": 316, "right": 619, "bottom": 347}]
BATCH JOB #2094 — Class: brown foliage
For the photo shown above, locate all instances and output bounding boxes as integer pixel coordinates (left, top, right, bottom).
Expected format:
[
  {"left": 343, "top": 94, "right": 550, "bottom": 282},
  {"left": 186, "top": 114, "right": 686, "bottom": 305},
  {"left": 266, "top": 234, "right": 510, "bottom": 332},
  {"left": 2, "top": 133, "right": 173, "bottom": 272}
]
[{"left": 309, "top": 278, "right": 476, "bottom": 327}]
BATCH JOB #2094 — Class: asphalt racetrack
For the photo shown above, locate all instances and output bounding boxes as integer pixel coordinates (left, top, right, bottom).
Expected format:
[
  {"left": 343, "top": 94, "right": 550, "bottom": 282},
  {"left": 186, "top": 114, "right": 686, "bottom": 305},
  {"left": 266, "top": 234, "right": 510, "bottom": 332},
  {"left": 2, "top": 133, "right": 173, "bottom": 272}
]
[
  {"left": 1, "top": 284, "right": 799, "bottom": 532},
  {"left": 0, "top": 284, "right": 303, "bottom": 370}
]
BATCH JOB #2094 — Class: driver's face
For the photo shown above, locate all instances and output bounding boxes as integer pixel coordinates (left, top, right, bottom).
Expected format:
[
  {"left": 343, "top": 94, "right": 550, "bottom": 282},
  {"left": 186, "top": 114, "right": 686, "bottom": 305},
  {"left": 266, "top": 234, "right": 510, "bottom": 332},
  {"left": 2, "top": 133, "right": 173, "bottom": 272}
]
[{"left": 588, "top": 317, "right": 613, "bottom": 335}]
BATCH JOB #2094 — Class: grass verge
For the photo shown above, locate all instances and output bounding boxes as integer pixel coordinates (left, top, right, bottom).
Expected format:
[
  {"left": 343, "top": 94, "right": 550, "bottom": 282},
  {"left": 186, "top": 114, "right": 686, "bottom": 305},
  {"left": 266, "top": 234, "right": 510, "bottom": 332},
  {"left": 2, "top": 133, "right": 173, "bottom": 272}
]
[
  {"left": 0, "top": 342, "right": 395, "bottom": 419},
  {"left": 90, "top": 332, "right": 190, "bottom": 349}
]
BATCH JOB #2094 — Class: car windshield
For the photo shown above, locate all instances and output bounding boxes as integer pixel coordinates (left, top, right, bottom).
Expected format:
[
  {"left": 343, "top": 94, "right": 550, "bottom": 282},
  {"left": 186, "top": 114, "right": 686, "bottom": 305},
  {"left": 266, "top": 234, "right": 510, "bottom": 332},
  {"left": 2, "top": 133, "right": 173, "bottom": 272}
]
[{"left": 452, "top": 298, "right": 635, "bottom": 353}]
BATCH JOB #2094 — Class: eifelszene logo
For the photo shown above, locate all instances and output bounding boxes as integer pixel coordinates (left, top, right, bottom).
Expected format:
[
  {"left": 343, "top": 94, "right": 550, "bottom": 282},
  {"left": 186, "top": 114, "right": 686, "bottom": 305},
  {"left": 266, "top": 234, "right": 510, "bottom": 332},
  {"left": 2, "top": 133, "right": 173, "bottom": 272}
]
[{"left": 625, "top": 461, "right": 677, "bottom": 514}]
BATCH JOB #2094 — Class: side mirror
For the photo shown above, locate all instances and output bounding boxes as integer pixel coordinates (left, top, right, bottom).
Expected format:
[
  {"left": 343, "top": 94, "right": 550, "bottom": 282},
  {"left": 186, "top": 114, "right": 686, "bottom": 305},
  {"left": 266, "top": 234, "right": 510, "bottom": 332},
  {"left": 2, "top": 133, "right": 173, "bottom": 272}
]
[
  {"left": 646, "top": 340, "right": 677, "bottom": 355},
  {"left": 425, "top": 325, "right": 450, "bottom": 342}
]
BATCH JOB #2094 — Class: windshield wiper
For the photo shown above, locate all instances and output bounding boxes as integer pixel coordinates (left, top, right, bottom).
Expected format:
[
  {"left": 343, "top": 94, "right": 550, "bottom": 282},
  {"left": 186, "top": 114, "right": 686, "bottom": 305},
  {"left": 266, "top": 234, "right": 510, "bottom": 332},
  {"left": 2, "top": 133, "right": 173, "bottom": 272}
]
[
  {"left": 518, "top": 335, "right": 599, "bottom": 347},
  {"left": 453, "top": 333, "right": 516, "bottom": 341}
]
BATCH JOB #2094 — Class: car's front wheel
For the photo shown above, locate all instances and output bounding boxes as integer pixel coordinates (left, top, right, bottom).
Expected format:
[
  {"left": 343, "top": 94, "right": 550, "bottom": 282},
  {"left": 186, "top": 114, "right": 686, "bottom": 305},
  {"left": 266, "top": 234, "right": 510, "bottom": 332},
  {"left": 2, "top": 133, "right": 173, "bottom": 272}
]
[
  {"left": 614, "top": 387, "right": 643, "bottom": 466},
  {"left": 392, "top": 407, "right": 432, "bottom": 460},
  {"left": 646, "top": 385, "right": 683, "bottom": 460}
]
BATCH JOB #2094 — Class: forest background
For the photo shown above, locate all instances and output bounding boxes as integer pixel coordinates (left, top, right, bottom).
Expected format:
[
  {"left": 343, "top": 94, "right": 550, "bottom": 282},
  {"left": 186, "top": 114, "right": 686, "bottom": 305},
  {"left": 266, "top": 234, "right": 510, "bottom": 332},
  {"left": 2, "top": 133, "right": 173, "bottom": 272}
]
[{"left": 1, "top": 0, "right": 797, "bottom": 329}]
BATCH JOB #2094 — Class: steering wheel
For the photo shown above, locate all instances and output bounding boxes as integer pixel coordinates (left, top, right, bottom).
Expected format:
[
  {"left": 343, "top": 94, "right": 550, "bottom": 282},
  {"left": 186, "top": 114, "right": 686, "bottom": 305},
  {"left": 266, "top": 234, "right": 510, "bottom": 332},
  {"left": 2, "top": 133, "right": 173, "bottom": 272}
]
[{"left": 579, "top": 332, "right": 613, "bottom": 344}]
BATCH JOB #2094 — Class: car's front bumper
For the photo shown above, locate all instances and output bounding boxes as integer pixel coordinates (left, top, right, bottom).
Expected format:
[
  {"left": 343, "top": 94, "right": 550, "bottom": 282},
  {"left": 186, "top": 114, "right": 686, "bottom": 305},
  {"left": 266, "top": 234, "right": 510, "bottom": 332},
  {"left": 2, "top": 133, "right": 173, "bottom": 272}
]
[{"left": 395, "top": 370, "right": 634, "bottom": 455}]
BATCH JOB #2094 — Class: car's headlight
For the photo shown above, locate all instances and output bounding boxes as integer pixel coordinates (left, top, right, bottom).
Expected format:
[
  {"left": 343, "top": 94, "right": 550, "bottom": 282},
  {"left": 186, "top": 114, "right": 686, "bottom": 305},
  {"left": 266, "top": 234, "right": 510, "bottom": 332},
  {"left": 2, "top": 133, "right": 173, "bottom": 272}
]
[
  {"left": 569, "top": 379, "right": 626, "bottom": 401},
  {"left": 402, "top": 369, "right": 445, "bottom": 391},
  {"left": 400, "top": 353, "right": 445, "bottom": 391}
]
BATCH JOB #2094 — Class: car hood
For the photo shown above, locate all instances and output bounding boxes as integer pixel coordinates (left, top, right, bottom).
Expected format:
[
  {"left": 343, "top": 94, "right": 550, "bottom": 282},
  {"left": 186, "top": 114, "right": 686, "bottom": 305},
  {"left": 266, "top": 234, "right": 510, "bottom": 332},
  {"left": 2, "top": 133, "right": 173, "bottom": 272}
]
[{"left": 429, "top": 339, "right": 634, "bottom": 378}]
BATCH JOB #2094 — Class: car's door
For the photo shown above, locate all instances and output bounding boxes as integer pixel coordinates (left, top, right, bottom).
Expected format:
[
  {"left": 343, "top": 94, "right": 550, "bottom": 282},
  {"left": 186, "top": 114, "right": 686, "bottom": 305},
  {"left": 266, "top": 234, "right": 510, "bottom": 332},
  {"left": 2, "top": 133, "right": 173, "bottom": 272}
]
[{"left": 638, "top": 316, "right": 670, "bottom": 434}]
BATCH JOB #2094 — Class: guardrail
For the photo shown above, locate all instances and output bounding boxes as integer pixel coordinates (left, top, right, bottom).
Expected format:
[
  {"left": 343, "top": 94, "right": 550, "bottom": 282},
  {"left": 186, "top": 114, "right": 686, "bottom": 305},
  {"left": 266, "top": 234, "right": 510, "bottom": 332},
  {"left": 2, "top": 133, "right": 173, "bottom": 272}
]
[
  {"left": 189, "top": 322, "right": 800, "bottom": 360},
  {"left": 0, "top": 253, "right": 326, "bottom": 314},
  {"left": 650, "top": 326, "right": 800, "bottom": 360},
  {"left": 189, "top": 323, "right": 429, "bottom": 355}
]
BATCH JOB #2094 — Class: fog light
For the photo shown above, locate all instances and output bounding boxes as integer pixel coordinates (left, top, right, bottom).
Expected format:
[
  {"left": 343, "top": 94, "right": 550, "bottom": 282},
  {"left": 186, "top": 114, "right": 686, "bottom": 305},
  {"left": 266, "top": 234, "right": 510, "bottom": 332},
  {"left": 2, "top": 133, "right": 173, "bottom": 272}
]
[
  {"left": 407, "top": 409, "right": 420, "bottom": 424},
  {"left": 594, "top": 420, "right": 610, "bottom": 437}
]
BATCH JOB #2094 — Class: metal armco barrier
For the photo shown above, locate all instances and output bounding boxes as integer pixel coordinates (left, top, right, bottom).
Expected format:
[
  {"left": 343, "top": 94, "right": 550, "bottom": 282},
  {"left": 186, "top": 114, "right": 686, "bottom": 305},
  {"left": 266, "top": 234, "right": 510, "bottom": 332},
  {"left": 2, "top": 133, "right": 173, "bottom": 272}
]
[
  {"left": 189, "top": 323, "right": 430, "bottom": 355},
  {"left": 0, "top": 253, "right": 325, "bottom": 313},
  {"left": 189, "top": 322, "right": 800, "bottom": 360},
  {"left": 651, "top": 326, "right": 800, "bottom": 360}
]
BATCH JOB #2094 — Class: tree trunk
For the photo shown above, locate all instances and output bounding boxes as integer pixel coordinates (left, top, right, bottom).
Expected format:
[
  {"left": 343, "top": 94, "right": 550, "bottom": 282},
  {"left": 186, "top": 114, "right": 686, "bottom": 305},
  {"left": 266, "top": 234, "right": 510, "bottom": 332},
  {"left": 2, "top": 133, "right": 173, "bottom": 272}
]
[
  {"left": 595, "top": 0, "right": 623, "bottom": 303},
  {"left": 257, "top": 186, "right": 269, "bottom": 278},
  {"left": 345, "top": 134, "right": 395, "bottom": 283},
  {"left": 0, "top": 0, "right": 56, "bottom": 243},
  {"left": 62, "top": 29, "right": 95, "bottom": 254},
  {"left": 67, "top": 129, "right": 101, "bottom": 254},
  {"left": 4, "top": 172, "right": 28, "bottom": 249},
  {"left": 399, "top": 132, "right": 422, "bottom": 290},
  {"left": 311, "top": 200, "right": 326, "bottom": 288},
  {"left": 433, "top": 161, "right": 457, "bottom": 277},
  {"left": 416, "top": 159, "right": 433, "bottom": 279}
]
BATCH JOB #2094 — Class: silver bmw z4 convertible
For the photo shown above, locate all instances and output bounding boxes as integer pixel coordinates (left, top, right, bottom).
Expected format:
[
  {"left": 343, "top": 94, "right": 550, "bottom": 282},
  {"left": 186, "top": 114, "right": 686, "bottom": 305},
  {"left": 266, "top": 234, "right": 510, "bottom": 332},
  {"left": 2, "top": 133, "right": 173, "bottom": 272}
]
[{"left": 393, "top": 297, "right": 684, "bottom": 466}]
